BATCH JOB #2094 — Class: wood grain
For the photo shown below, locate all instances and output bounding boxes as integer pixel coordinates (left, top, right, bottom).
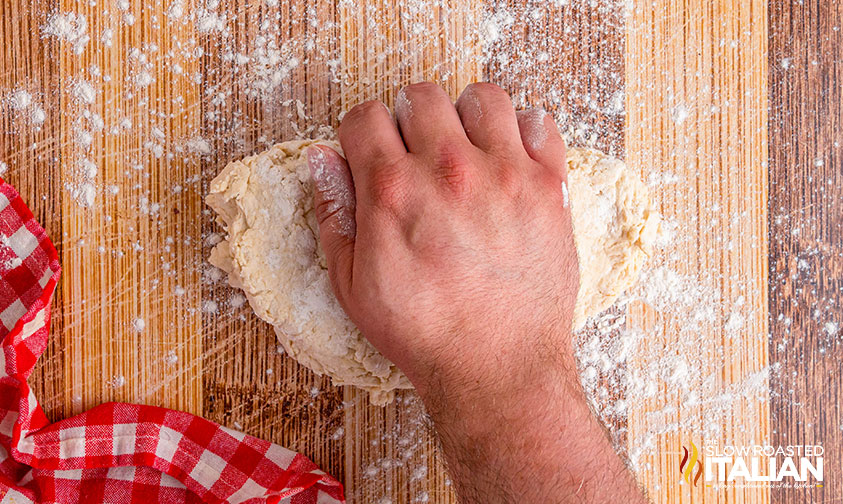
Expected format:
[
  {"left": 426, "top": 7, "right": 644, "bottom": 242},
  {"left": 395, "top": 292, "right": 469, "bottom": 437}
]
[
  {"left": 0, "top": 0, "right": 66, "bottom": 420},
  {"left": 769, "top": 1, "right": 843, "bottom": 501},
  {"left": 199, "top": 0, "right": 347, "bottom": 479},
  {"left": 625, "top": 0, "right": 770, "bottom": 502},
  {"left": 0, "top": 0, "right": 796, "bottom": 503},
  {"left": 484, "top": 0, "right": 625, "bottom": 156},
  {"left": 56, "top": 0, "right": 204, "bottom": 416}
]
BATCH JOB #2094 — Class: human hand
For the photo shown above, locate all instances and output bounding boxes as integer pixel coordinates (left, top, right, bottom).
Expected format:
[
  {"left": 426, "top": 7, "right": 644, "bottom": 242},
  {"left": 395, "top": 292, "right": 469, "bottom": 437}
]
[
  {"left": 308, "top": 82, "right": 578, "bottom": 396},
  {"left": 308, "top": 82, "right": 646, "bottom": 503}
]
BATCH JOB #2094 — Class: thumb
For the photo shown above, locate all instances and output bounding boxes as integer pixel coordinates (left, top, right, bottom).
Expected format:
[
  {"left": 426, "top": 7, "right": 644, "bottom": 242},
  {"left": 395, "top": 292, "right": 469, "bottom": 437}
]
[{"left": 307, "top": 144, "right": 356, "bottom": 301}]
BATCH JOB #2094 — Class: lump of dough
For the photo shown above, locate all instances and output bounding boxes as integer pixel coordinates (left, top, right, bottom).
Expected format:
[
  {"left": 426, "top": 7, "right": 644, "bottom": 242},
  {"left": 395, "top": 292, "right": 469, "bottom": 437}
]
[
  {"left": 566, "top": 148, "right": 660, "bottom": 328},
  {"left": 206, "top": 140, "right": 659, "bottom": 405}
]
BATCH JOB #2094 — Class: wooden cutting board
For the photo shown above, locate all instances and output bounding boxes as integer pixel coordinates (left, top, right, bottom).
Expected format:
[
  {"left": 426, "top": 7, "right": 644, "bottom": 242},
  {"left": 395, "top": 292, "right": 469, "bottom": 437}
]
[{"left": 7, "top": 0, "right": 834, "bottom": 502}]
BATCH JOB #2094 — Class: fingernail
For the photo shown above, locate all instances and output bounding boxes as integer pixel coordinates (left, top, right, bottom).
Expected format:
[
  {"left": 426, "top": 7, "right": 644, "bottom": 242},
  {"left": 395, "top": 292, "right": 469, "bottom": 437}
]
[
  {"left": 306, "top": 145, "right": 357, "bottom": 238},
  {"left": 308, "top": 145, "right": 348, "bottom": 195},
  {"left": 395, "top": 89, "right": 412, "bottom": 118},
  {"left": 516, "top": 107, "right": 547, "bottom": 120},
  {"left": 307, "top": 145, "right": 350, "bottom": 201},
  {"left": 307, "top": 145, "right": 328, "bottom": 183},
  {"left": 518, "top": 108, "right": 549, "bottom": 150}
]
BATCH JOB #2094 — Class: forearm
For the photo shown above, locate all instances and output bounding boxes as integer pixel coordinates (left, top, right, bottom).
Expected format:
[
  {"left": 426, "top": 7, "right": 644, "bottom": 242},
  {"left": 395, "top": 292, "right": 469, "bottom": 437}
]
[{"left": 418, "top": 345, "right": 648, "bottom": 504}]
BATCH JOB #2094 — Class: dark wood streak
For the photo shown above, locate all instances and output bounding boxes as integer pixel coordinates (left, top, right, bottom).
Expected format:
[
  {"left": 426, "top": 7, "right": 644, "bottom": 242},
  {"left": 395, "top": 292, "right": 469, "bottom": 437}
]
[
  {"left": 198, "top": 0, "right": 346, "bottom": 478},
  {"left": 483, "top": 0, "right": 626, "bottom": 157},
  {"left": 769, "top": 1, "right": 843, "bottom": 501},
  {"left": 0, "top": 1, "right": 66, "bottom": 421}
]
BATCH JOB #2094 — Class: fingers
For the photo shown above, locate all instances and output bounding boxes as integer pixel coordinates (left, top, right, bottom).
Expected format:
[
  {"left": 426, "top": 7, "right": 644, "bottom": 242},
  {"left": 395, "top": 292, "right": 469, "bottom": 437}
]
[
  {"left": 455, "top": 83, "right": 524, "bottom": 157},
  {"left": 338, "top": 100, "right": 408, "bottom": 189},
  {"left": 308, "top": 144, "right": 356, "bottom": 301},
  {"left": 515, "top": 108, "right": 567, "bottom": 178},
  {"left": 394, "top": 82, "right": 471, "bottom": 155}
]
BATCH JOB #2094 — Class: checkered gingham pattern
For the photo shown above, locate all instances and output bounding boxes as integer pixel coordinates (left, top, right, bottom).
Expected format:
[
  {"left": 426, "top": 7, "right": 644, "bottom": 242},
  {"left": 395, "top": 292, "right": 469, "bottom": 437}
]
[{"left": 0, "top": 180, "right": 345, "bottom": 504}]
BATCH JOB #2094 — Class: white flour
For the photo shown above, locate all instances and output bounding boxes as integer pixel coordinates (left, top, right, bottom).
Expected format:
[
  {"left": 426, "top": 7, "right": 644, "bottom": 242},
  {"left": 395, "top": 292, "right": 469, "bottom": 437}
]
[
  {"left": 42, "top": 11, "right": 90, "bottom": 54},
  {"left": 0, "top": 0, "right": 798, "bottom": 500}
]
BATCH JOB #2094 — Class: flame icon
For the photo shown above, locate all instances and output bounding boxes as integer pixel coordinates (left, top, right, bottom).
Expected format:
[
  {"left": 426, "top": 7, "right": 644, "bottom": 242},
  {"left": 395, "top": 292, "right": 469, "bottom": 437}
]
[{"left": 680, "top": 442, "right": 703, "bottom": 486}]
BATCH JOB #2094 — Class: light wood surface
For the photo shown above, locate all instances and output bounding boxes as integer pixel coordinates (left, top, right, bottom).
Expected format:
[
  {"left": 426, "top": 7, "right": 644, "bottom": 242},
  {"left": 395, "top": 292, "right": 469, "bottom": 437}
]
[
  {"left": 56, "top": 0, "right": 205, "bottom": 419},
  {"left": 1, "top": 0, "right": 779, "bottom": 502},
  {"left": 626, "top": 0, "right": 770, "bottom": 502}
]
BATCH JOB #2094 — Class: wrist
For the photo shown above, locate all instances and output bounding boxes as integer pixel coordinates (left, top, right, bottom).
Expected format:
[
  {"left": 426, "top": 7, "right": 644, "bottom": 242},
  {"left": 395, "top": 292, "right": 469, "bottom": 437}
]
[
  {"left": 415, "top": 330, "right": 580, "bottom": 442},
  {"left": 411, "top": 326, "right": 579, "bottom": 411},
  {"left": 412, "top": 330, "right": 647, "bottom": 504}
]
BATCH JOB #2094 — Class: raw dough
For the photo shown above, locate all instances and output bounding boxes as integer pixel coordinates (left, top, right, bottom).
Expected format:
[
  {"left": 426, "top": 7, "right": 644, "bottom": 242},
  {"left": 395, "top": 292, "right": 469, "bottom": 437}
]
[
  {"left": 206, "top": 140, "right": 659, "bottom": 404},
  {"left": 566, "top": 147, "right": 660, "bottom": 327}
]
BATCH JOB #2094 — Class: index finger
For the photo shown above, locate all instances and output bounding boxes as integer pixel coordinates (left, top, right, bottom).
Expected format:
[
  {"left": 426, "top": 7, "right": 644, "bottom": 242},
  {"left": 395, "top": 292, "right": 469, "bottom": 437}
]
[{"left": 338, "top": 100, "right": 408, "bottom": 188}]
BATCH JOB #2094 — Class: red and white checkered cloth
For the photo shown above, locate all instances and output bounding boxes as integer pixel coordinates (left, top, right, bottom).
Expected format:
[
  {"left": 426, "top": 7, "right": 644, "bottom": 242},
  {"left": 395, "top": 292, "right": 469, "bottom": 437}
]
[{"left": 0, "top": 180, "right": 345, "bottom": 504}]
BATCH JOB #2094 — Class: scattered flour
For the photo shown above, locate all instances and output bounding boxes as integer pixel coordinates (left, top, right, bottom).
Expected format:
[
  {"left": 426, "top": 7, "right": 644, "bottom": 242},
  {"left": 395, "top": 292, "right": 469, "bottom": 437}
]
[
  {"left": 229, "top": 293, "right": 246, "bottom": 309},
  {"left": 2, "top": 2, "right": 819, "bottom": 500},
  {"left": 134, "top": 71, "right": 154, "bottom": 88},
  {"left": 4, "top": 90, "right": 46, "bottom": 127},
  {"left": 671, "top": 103, "right": 689, "bottom": 124},
  {"left": 42, "top": 12, "right": 90, "bottom": 54},
  {"left": 167, "top": 1, "right": 185, "bottom": 20},
  {"left": 8, "top": 90, "right": 31, "bottom": 110},
  {"left": 108, "top": 375, "right": 126, "bottom": 388},
  {"left": 196, "top": 10, "right": 226, "bottom": 32},
  {"left": 73, "top": 80, "right": 96, "bottom": 104},
  {"left": 186, "top": 137, "right": 212, "bottom": 156}
]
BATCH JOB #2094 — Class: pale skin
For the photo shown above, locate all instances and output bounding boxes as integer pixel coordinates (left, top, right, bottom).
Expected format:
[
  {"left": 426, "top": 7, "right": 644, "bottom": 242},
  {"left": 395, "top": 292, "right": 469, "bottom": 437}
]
[{"left": 307, "top": 82, "right": 648, "bottom": 503}]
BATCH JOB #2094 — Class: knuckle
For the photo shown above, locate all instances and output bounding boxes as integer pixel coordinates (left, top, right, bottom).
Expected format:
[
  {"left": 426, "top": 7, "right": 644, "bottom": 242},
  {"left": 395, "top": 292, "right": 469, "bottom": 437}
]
[
  {"left": 369, "top": 167, "right": 410, "bottom": 212},
  {"left": 432, "top": 142, "right": 474, "bottom": 197},
  {"left": 530, "top": 167, "right": 569, "bottom": 210},
  {"left": 314, "top": 197, "right": 342, "bottom": 223},
  {"left": 434, "top": 140, "right": 472, "bottom": 168},
  {"left": 496, "top": 164, "right": 526, "bottom": 198},
  {"left": 534, "top": 165, "right": 563, "bottom": 192}
]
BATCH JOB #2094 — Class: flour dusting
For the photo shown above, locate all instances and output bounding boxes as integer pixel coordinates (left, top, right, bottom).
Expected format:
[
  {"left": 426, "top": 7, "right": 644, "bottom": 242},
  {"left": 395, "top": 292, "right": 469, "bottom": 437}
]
[{"left": 0, "top": 0, "right": 803, "bottom": 501}]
